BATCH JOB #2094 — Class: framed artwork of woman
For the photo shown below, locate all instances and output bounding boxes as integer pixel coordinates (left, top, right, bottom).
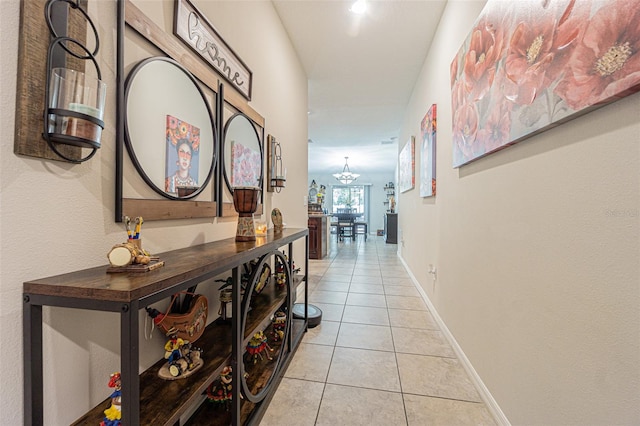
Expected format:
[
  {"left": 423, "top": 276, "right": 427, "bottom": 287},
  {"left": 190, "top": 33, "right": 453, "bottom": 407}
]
[{"left": 165, "top": 115, "right": 201, "bottom": 194}]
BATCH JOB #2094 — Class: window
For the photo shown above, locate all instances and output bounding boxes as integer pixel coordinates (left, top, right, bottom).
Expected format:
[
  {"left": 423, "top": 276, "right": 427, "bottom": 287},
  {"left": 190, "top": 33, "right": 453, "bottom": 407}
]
[
  {"left": 332, "top": 184, "right": 370, "bottom": 225},
  {"left": 332, "top": 185, "right": 364, "bottom": 213}
]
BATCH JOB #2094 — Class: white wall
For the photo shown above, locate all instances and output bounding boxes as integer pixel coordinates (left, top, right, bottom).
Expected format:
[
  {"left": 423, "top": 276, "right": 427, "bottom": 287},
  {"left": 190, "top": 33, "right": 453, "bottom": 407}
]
[
  {"left": 0, "top": 1, "right": 307, "bottom": 423},
  {"left": 398, "top": 1, "right": 640, "bottom": 424}
]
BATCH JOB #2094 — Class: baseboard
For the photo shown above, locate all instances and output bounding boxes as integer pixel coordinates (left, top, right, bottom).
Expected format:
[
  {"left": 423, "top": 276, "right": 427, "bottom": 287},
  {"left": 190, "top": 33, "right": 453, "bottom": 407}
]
[{"left": 398, "top": 254, "right": 511, "bottom": 426}]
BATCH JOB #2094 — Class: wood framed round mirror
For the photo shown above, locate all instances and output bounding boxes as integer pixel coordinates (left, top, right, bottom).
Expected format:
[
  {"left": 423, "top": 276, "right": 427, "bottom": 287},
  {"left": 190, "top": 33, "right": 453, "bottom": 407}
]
[
  {"left": 124, "top": 57, "right": 217, "bottom": 200},
  {"left": 222, "top": 113, "right": 263, "bottom": 193}
]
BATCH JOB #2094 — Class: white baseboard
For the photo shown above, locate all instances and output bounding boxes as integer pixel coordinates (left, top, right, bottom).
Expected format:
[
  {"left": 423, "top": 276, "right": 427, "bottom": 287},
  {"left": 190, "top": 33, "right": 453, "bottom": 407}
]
[{"left": 398, "top": 254, "right": 511, "bottom": 426}]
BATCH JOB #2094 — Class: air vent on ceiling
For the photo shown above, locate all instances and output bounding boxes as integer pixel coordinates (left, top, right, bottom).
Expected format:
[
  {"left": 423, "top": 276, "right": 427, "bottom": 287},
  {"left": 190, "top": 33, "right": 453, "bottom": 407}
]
[{"left": 381, "top": 140, "right": 393, "bottom": 145}]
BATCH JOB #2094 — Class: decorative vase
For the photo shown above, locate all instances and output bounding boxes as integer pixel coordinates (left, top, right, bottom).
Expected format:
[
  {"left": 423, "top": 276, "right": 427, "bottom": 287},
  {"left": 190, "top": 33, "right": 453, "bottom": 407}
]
[{"left": 233, "top": 187, "right": 260, "bottom": 242}]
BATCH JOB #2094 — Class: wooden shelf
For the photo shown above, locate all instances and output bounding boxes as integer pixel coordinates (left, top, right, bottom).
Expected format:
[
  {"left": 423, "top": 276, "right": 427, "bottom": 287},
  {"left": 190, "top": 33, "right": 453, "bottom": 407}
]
[
  {"left": 186, "top": 319, "right": 306, "bottom": 426},
  {"left": 71, "top": 275, "right": 305, "bottom": 425},
  {"left": 25, "top": 229, "right": 309, "bottom": 426}
]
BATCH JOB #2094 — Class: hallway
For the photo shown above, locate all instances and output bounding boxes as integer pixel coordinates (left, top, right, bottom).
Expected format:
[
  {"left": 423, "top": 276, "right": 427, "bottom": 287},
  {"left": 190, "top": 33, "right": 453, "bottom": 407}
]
[{"left": 261, "top": 236, "right": 496, "bottom": 425}]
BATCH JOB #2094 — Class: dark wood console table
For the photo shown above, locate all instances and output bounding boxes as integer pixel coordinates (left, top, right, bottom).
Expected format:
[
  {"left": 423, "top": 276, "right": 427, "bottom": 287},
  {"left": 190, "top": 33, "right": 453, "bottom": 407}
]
[{"left": 24, "top": 228, "right": 309, "bottom": 425}]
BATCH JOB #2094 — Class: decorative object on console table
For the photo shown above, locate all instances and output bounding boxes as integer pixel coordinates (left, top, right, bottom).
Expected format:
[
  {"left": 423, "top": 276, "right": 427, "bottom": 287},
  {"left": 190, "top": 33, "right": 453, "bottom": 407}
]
[
  {"left": 271, "top": 208, "right": 284, "bottom": 233},
  {"left": 107, "top": 216, "right": 164, "bottom": 272},
  {"left": 233, "top": 187, "right": 260, "bottom": 241},
  {"left": 245, "top": 331, "right": 274, "bottom": 364},
  {"left": 205, "top": 366, "right": 234, "bottom": 410},
  {"left": 43, "top": 0, "right": 106, "bottom": 163},
  {"left": 146, "top": 293, "right": 208, "bottom": 342},
  {"left": 271, "top": 311, "right": 287, "bottom": 341},
  {"left": 100, "top": 372, "right": 122, "bottom": 426},
  {"left": 158, "top": 335, "right": 203, "bottom": 380}
]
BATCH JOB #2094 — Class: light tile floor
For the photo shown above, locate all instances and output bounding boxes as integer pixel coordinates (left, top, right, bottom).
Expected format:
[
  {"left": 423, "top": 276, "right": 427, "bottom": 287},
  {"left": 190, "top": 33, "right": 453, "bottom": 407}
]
[{"left": 261, "top": 235, "right": 496, "bottom": 426}]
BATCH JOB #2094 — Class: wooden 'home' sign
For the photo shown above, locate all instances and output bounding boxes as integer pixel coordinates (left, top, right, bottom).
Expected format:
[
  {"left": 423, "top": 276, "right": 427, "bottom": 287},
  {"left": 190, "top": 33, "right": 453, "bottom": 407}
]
[{"left": 174, "top": 0, "right": 253, "bottom": 100}]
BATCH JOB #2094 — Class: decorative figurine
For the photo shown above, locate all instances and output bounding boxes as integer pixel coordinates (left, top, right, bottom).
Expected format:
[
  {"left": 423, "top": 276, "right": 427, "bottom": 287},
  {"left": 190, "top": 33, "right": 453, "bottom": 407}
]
[
  {"left": 157, "top": 333, "right": 203, "bottom": 380},
  {"left": 205, "top": 366, "right": 247, "bottom": 410},
  {"left": 100, "top": 372, "right": 122, "bottom": 426},
  {"left": 274, "top": 252, "right": 300, "bottom": 288},
  {"left": 107, "top": 216, "right": 164, "bottom": 272},
  {"left": 271, "top": 208, "right": 283, "bottom": 233},
  {"left": 205, "top": 366, "right": 234, "bottom": 410},
  {"left": 317, "top": 184, "right": 326, "bottom": 205},
  {"left": 272, "top": 311, "right": 286, "bottom": 341},
  {"left": 246, "top": 331, "right": 273, "bottom": 364}
]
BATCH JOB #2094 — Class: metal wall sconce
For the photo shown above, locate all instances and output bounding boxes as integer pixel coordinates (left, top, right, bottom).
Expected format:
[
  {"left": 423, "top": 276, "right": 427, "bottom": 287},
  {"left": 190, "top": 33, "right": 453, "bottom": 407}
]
[
  {"left": 44, "top": 0, "right": 106, "bottom": 163},
  {"left": 267, "top": 134, "right": 286, "bottom": 193}
]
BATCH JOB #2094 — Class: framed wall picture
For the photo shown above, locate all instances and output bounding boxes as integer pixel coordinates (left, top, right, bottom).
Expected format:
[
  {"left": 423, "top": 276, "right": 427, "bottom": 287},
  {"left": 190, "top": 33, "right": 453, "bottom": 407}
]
[
  {"left": 165, "top": 115, "right": 201, "bottom": 194},
  {"left": 398, "top": 136, "right": 415, "bottom": 193},
  {"left": 420, "top": 104, "right": 437, "bottom": 197},
  {"left": 450, "top": 0, "right": 640, "bottom": 167}
]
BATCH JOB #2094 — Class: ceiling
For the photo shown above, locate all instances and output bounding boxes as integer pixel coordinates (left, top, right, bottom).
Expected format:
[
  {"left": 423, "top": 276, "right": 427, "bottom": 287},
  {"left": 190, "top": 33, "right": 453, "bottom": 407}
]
[{"left": 272, "top": 0, "right": 448, "bottom": 176}]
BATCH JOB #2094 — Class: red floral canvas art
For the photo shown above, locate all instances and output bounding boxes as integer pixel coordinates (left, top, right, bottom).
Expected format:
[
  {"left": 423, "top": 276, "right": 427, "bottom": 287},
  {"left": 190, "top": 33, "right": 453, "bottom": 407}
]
[{"left": 450, "top": 0, "right": 640, "bottom": 167}]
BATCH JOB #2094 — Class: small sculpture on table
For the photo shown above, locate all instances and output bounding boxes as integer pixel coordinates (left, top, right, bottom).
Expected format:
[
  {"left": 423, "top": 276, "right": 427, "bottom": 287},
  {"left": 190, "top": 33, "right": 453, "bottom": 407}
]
[
  {"left": 271, "top": 208, "right": 283, "bottom": 233},
  {"left": 158, "top": 333, "right": 203, "bottom": 380},
  {"left": 272, "top": 311, "right": 286, "bottom": 341},
  {"left": 100, "top": 372, "right": 122, "bottom": 426},
  {"left": 205, "top": 365, "right": 234, "bottom": 410},
  {"left": 205, "top": 366, "right": 247, "bottom": 410},
  {"left": 246, "top": 330, "right": 273, "bottom": 364}
]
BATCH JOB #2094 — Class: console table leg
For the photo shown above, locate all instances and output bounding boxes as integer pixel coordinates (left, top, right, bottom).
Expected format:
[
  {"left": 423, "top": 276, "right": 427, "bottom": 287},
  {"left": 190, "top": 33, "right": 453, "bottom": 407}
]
[
  {"left": 231, "top": 266, "right": 241, "bottom": 424},
  {"left": 24, "top": 297, "right": 43, "bottom": 426},
  {"left": 120, "top": 301, "right": 140, "bottom": 425}
]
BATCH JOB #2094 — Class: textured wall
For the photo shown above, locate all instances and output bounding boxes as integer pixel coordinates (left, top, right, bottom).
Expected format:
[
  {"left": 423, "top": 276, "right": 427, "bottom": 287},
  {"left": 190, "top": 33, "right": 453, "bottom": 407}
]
[
  {"left": 0, "top": 0, "right": 307, "bottom": 423},
  {"left": 398, "top": 1, "right": 640, "bottom": 424}
]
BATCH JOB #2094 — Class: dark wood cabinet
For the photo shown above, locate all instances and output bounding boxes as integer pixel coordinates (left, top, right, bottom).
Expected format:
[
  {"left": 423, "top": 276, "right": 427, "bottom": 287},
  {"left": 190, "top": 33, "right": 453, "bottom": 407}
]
[
  {"left": 384, "top": 213, "right": 398, "bottom": 244},
  {"left": 308, "top": 215, "right": 328, "bottom": 259},
  {"left": 24, "top": 229, "right": 309, "bottom": 426}
]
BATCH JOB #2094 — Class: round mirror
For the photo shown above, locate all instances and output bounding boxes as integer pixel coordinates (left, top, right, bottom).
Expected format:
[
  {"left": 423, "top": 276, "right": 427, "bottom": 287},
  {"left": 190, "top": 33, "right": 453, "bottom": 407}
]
[
  {"left": 124, "top": 57, "right": 216, "bottom": 199},
  {"left": 223, "top": 113, "right": 263, "bottom": 192}
]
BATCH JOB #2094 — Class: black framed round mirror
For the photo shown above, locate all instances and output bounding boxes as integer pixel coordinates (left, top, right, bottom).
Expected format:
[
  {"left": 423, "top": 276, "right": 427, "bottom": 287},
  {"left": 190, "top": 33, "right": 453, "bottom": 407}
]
[
  {"left": 223, "top": 113, "right": 263, "bottom": 193},
  {"left": 124, "top": 57, "right": 216, "bottom": 200}
]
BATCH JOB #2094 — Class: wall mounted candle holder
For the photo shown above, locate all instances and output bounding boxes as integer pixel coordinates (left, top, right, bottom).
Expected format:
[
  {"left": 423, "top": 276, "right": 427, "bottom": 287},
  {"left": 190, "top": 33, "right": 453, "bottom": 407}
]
[
  {"left": 267, "top": 134, "right": 286, "bottom": 193},
  {"left": 43, "top": 0, "right": 105, "bottom": 163}
]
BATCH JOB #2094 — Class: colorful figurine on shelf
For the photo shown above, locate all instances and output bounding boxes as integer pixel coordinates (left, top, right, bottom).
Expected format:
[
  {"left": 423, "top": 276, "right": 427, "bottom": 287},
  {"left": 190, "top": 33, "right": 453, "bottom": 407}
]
[
  {"left": 206, "top": 366, "right": 234, "bottom": 410},
  {"left": 165, "top": 333, "right": 185, "bottom": 364},
  {"left": 272, "top": 311, "right": 286, "bottom": 341},
  {"left": 100, "top": 372, "right": 122, "bottom": 426},
  {"left": 274, "top": 252, "right": 300, "bottom": 288},
  {"left": 317, "top": 184, "right": 326, "bottom": 205},
  {"left": 160, "top": 333, "right": 203, "bottom": 378},
  {"left": 246, "top": 330, "right": 273, "bottom": 364}
]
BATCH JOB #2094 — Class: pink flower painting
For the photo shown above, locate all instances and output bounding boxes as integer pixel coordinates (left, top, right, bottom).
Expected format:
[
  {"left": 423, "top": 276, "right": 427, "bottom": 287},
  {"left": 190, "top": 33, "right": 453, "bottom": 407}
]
[
  {"left": 230, "top": 142, "right": 261, "bottom": 187},
  {"left": 420, "top": 104, "right": 437, "bottom": 198},
  {"left": 451, "top": 0, "right": 640, "bottom": 167}
]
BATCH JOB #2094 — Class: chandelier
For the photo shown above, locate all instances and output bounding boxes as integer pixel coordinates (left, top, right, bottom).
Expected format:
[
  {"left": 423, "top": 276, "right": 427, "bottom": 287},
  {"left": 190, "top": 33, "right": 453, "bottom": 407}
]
[{"left": 333, "top": 157, "right": 360, "bottom": 184}]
